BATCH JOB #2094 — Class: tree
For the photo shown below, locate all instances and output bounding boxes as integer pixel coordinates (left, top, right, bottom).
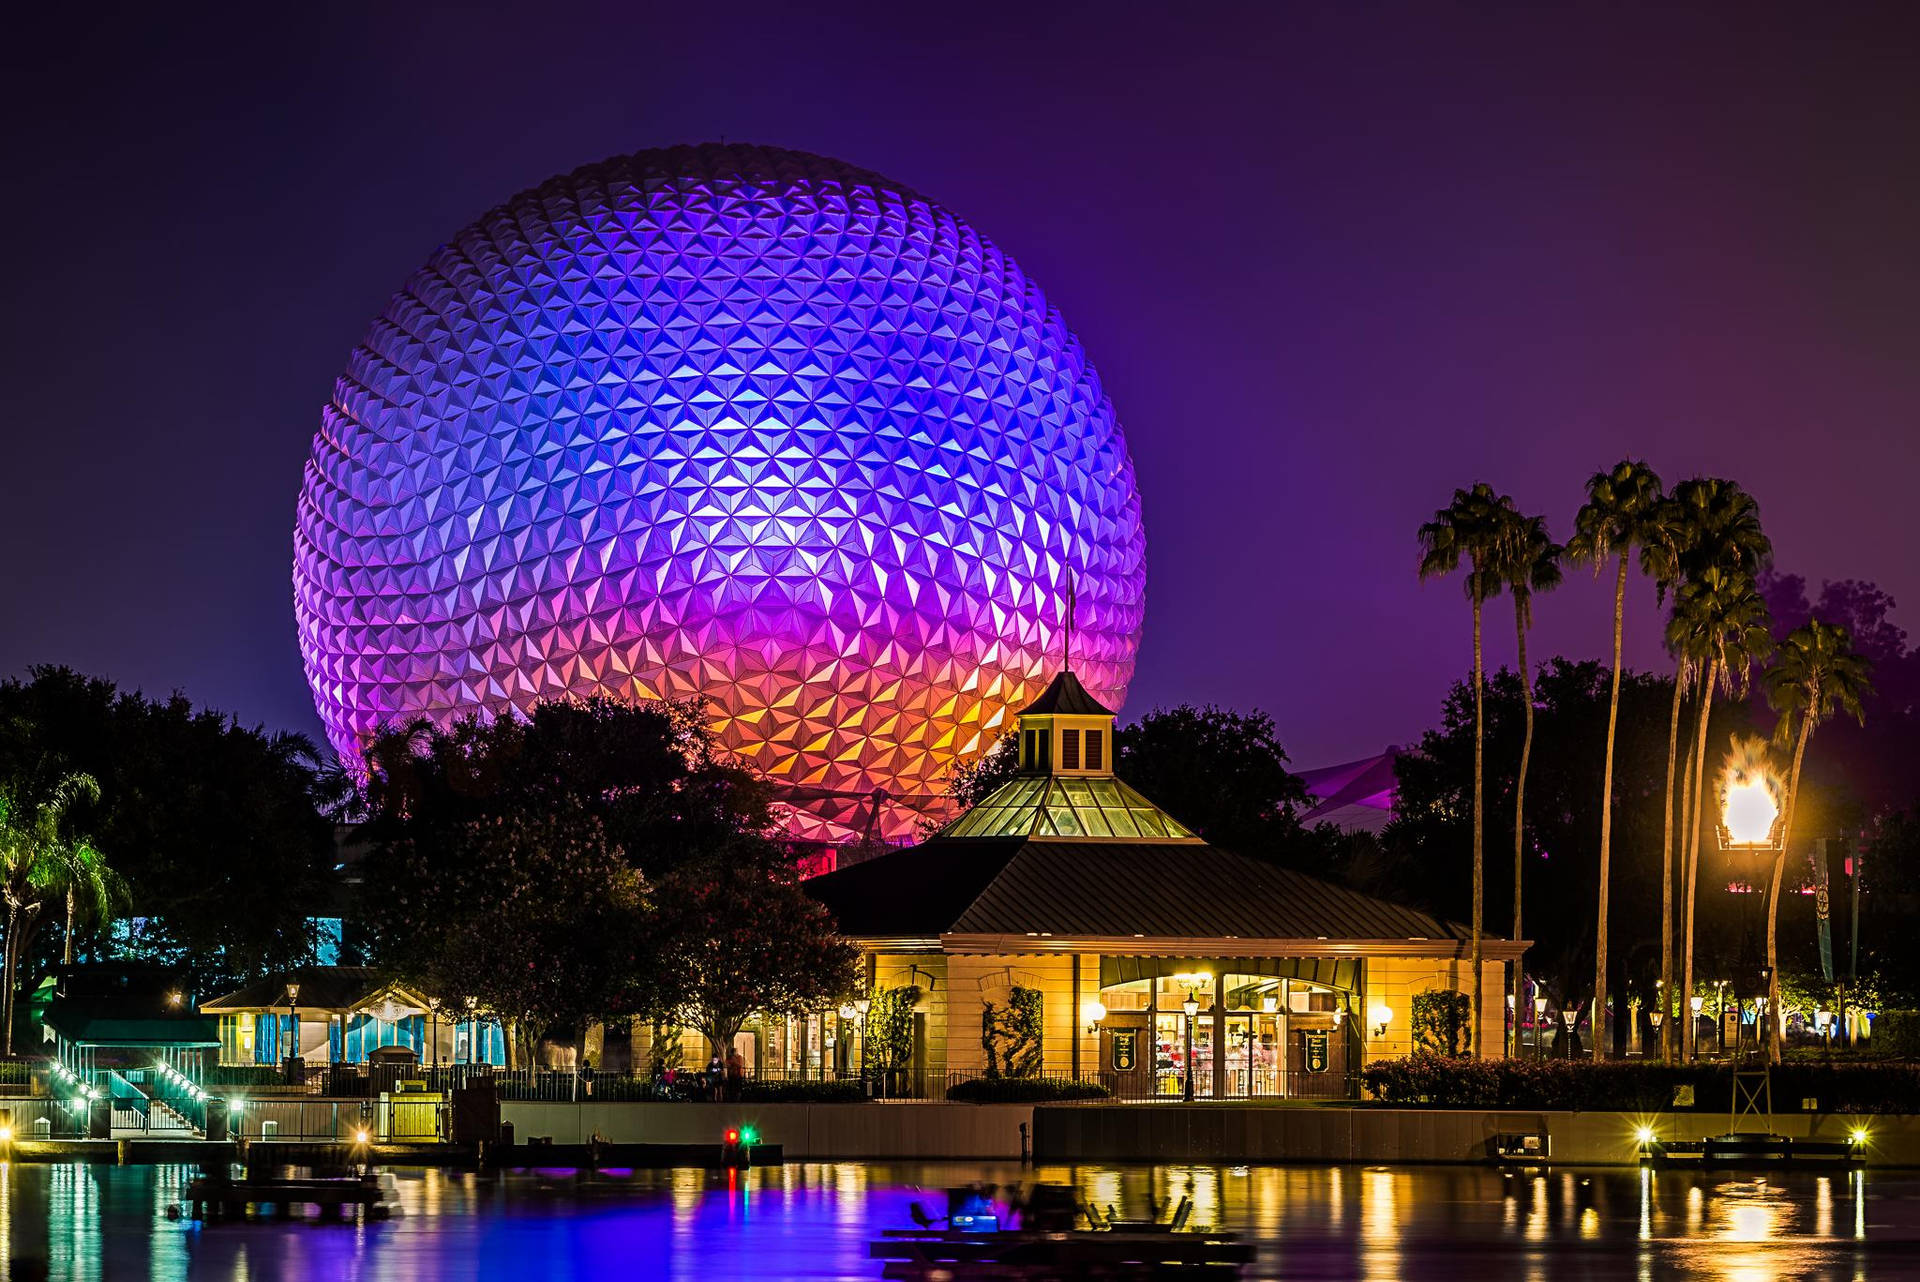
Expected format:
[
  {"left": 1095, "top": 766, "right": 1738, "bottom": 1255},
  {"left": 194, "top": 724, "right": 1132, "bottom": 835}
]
[
  {"left": 0, "top": 772, "right": 105, "bottom": 1053},
  {"left": 356, "top": 695, "right": 780, "bottom": 883},
  {"left": 1115, "top": 706, "right": 1311, "bottom": 858},
  {"left": 1567, "top": 460, "right": 1662, "bottom": 1058},
  {"left": 355, "top": 697, "right": 806, "bottom": 1061},
  {"left": 1667, "top": 478, "right": 1772, "bottom": 1060},
  {"left": 0, "top": 668, "right": 336, "bottom": 994},
  {"left": 362, "top": 804, "right": 649, "bottom": 1066},
  {"left": 942, "top": 705, "right": 1316, "bottom": 868},
  {"left": 653, "top": 856, "right": 860, "bottom": 1059},
  {"left": 1384, "top": 660, "right": 1710, "bottom": 1019},
  {"left": 946, "top": 730, "right": 1020, "bottom": 812},
  {"left": 1668, "top": 564, "right": 1773, "bottom": 1060},
  {"left": 1417, "top": 483, "right": 1515, "bottom": 1055},
  {"left": 1494, "top": 510, "right": 1562, "bottom": 1056},
  {"left": 1763, "top": 620, "right": 1872, "bottom": 1061}
]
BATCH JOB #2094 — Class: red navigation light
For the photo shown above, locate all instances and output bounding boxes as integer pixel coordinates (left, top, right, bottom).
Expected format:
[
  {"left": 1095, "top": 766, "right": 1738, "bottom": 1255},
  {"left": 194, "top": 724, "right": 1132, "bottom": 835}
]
[{"left": 725, "top": 1128, "right": 741, "bottom": 1145}]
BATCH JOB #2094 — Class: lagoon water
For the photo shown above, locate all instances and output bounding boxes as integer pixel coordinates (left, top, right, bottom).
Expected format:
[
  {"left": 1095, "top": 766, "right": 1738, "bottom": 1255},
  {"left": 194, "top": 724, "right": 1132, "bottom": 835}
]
[{"left": 9, "top": 1160, "right": 1919, "bottom": 1280}]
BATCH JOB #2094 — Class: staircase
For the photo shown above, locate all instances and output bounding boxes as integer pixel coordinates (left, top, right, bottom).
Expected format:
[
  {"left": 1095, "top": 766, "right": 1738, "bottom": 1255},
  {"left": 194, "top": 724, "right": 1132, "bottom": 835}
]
[{"left": 105, "top": 1070, "right": 205, "bottom": 1139}]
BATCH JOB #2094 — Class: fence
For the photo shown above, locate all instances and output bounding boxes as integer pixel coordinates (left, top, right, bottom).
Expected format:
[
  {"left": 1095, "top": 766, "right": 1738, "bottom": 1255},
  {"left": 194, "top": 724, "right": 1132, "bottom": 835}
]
[{"left": 940, "top": 1068, "right": 1361, "bottom": 1102}]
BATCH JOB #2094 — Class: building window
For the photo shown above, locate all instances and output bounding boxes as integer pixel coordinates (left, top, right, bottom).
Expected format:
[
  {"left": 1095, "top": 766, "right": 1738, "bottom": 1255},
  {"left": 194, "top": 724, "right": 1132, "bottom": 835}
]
[
  {"left": 1061, "top": 728, "right": 1081, "bottom": 770},
  {"left": 1085, "top": 729, "right": 1103, "bottom": 771},
  {"left": 1024, "top": 728, "right": 1038, "bottom": 769}
]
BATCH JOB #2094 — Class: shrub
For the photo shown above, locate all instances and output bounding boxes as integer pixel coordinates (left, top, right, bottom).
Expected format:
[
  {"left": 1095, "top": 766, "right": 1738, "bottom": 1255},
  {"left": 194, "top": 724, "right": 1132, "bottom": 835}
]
[
  {"left": 1873, "top": 1011, "right": 1920, "bottom": 1058},
  {"left": 1411, "top": 991, "right": 1474, "bottom": 1056},
  {"left": 204, "top": 1064, "right": 290, "bottom": 1087},
  {"left": 739, "top": 1078, "right": 870, "bottom": 1103},
  {"left": 947, "top": 1077, "right": 1111, "bottom": 1103},
  {"left": 1360, "top": 1051, "right": 1920, "bottom": 1113}
]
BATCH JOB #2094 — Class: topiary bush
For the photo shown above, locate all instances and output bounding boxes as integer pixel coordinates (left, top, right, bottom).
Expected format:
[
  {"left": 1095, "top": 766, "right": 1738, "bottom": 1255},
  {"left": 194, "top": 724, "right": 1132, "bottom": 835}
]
[{"left": 947, "top": 1077, "right": 1111, "bottom": 1103}]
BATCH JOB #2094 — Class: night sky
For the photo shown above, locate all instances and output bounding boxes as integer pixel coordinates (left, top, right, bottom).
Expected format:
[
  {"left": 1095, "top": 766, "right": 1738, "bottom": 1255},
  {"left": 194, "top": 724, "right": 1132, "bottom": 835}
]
[{"left": 5, "top": 3, "right": 1917, "bottom": 768}]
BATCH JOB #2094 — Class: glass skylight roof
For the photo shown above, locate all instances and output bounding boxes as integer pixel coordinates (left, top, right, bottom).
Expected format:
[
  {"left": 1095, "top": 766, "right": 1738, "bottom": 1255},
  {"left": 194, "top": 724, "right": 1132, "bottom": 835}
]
[{"left": 941, "top": 774, "right": 1200, "bottom": 841}]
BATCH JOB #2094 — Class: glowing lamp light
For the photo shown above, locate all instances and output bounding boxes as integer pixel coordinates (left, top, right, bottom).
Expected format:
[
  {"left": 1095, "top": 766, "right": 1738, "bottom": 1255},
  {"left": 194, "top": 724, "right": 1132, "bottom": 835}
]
[
  {"left": 739, "top": 1126, "right": 759, "bottom": 1146},
  {"left": 1723, "top": 777, "right": 1780, "bottom": 847},
  {"left": 0, "top": 1125, "right": 12, "bottom": 1143},
  {"left": 1081, "top": 998, "right": 1108, "bottom": 1031},
  {"left": 1370, "top": 1005, "right": 1394, "bottom": 1037},
  {"left": 725, "top": 1128, "right": 741, "bottom": 1146},
  {"left": 1851, "top": 1127, "right": 1870, "bottom": 1146},
  {"left": 353, "top": 1128, "right": 370, "bottom": 1145}
]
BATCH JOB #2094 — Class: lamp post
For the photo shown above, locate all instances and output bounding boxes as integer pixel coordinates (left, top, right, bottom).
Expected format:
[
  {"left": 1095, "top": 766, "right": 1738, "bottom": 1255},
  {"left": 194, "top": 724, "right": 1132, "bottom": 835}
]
[
  {"left": 1717, "top": 744, "right": 1787, "bottom": 1062},
  {"left": 1181, "top": 993, "right": 1199, "bottom": 1103},
  {"left": 1532, "top": 996, "right": 1549, "bottom": 1059},
  {"left": 463, "top": 995, "right": 478, "bottom": 1068},
  {"left": 1756, "top": 965, "right": 1773, "bottom": 1059},
  {"left": 1690, "top": 995, "right": 1705, "bottom": 1059},
  {"left": 854, "top": 997, "right": 871, "bottom": 1081},
  {"left": 285, "top": 981, "right": 301, "bottom": 1078}
]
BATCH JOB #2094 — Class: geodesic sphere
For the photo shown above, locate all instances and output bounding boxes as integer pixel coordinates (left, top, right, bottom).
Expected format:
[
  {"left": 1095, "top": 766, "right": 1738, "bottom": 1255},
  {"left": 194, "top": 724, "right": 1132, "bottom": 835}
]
[{"left": 294, "top": 144, "right": 1145, "bottom": 828}]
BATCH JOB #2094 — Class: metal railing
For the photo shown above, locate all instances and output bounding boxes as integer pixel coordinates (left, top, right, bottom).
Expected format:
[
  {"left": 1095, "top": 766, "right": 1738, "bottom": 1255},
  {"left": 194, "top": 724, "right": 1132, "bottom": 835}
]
[{"left": 939, "top": 1068, "right": 1361, "bottom": 1102}]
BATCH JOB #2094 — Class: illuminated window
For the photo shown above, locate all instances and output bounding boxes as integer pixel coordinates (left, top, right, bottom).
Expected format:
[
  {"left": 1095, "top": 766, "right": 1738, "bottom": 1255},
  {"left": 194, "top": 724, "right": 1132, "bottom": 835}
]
[{"left": 1061, "top": 729, "right": 1081, "bottom": 770}]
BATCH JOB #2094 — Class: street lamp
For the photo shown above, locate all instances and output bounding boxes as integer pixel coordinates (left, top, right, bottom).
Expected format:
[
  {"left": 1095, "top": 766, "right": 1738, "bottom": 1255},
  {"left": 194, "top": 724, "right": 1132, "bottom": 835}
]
[
  {"left": 1181, "top": 992, "right": 1200, "bottom": 1103},
  {"left": 1561, "top": 1007, "right": 1579, "bottom": 1058},
  {"left": 1532, "top": 996, "right": 1549, "bottom": 1059},
  {"left": 1690, "top": 994, "right": 1705, "bottom": 1057},
  {"left": 1718, "top": 740, "right": 1787, "bottom": 1061},
  {"left": 285, "top": 981, "right": 301, "bottom": 1073}
]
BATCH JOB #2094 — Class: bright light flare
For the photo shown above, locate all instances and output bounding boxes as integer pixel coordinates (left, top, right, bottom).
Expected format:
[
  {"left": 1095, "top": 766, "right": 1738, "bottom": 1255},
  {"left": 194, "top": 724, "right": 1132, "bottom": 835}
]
[
  {"left": 1635, "top": 1125, "right": 1657, "bottom": 1146},
  {"left": 1723, "top": 777, "right": 1780, "bottom": 846}
]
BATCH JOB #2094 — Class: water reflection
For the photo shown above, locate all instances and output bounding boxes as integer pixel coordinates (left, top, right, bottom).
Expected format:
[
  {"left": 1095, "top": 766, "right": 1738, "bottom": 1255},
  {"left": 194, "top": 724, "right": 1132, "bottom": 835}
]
[{"left": 2, "top": 1161, "right": 1917, "bottom": 1279}]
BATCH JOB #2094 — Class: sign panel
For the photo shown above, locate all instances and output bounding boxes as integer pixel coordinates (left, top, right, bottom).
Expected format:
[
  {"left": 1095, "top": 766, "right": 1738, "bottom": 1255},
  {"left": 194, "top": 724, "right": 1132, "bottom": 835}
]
[
  {"left": 1111, "top": 1030, "right": 1138, "bottom": 1073},
  {"left": 1303, "top": 1030, "right": 1330, "bottom": 1074}
]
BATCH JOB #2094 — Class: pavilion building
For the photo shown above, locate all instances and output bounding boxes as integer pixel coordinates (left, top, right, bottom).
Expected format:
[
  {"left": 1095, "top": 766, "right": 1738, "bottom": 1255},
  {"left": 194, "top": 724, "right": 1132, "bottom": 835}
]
[{"left": 803, "top": 670, "right": 1521, "bottom": 1098}]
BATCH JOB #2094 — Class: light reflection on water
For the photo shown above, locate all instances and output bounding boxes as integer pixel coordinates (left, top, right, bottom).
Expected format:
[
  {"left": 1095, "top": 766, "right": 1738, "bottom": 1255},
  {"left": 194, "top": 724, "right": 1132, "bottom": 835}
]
[{"left": 3, "top": 1160, "right": 1916, "bottom": 1280}]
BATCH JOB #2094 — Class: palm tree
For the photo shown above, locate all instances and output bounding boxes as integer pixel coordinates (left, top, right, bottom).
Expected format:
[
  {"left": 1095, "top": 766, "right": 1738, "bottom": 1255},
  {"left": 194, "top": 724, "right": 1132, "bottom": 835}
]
[
  {"left": 0, "top": 772, "right": 104, "bottom": 1054},
  {"left": 1637, "top": 497, "right": 1691, "bottom": 1063},
  {"left": 1566, "top": 460, "right": 1664, "bottom": 1058},
  {"left": 1669, "top": 565, "right": 1773, "bottom": 1060},
  {"left": 1762, "top": 621, "right": 1872, "bottom": 1062},
  {"left": 1667, "top": 478, "right": 1771, "bottom": 1060},
  {"left": 58, "top": 839, "right": 119, "bottom": 966},
  {"left": 1495, "top": 510, "right": 1562, "bottom": 1057},
  {"left": 1418, "top": 482, "right": 1515, "bottom": 1055}
]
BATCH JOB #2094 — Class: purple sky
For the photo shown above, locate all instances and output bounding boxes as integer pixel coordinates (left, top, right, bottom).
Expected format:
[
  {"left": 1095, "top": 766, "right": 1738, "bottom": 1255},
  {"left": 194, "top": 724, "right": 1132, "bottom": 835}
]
[{"left": 4, "top": 4, "right": 1917, "bottom": 768}]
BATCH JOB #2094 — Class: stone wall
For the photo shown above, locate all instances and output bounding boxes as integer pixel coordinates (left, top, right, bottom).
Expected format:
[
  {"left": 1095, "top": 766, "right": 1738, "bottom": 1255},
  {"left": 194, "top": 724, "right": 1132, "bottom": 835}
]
[{"left": 501, "top": 1100, "right": 1035, "bottom": 1158}]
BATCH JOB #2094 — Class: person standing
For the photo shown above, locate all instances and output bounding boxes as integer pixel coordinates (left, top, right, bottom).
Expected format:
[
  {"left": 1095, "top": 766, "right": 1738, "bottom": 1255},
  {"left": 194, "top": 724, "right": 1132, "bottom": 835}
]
[{"left": 724, "top": 1045, "right": 745, "bottom": 1101}]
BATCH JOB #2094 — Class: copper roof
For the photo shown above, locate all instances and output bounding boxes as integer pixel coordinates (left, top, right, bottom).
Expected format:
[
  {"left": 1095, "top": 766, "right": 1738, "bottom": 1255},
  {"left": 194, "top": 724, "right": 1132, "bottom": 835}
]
[
  {"left": 807, "top": 834, "right": 1488, "bottom": 946},
  {"left": 1016, "top": 669, "right": 1114, "bottom": 716}
]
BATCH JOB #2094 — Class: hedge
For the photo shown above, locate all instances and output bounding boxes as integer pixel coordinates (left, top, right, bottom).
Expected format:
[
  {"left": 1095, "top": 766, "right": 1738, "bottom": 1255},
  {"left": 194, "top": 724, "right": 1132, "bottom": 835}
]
[
  {"left": 634, "top": 1077, "right": 871, "bottom": 1103},
  {"left": 946, "top": 1077, "right": 1111, "bottom": 1103},
  {"left": 1361, "top": 1051, "right": 1920, "bottom": 1113}
]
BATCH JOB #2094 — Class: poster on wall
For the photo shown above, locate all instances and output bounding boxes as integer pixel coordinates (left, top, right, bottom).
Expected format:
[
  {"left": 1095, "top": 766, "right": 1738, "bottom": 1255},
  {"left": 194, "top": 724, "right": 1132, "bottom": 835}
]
[
  {"left": 1303, "top": 1030, "right": 1330, "bottom": 1073},
  {"left": 1111, "top": 1030, "right": 1138, "bottom": 1072}
]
